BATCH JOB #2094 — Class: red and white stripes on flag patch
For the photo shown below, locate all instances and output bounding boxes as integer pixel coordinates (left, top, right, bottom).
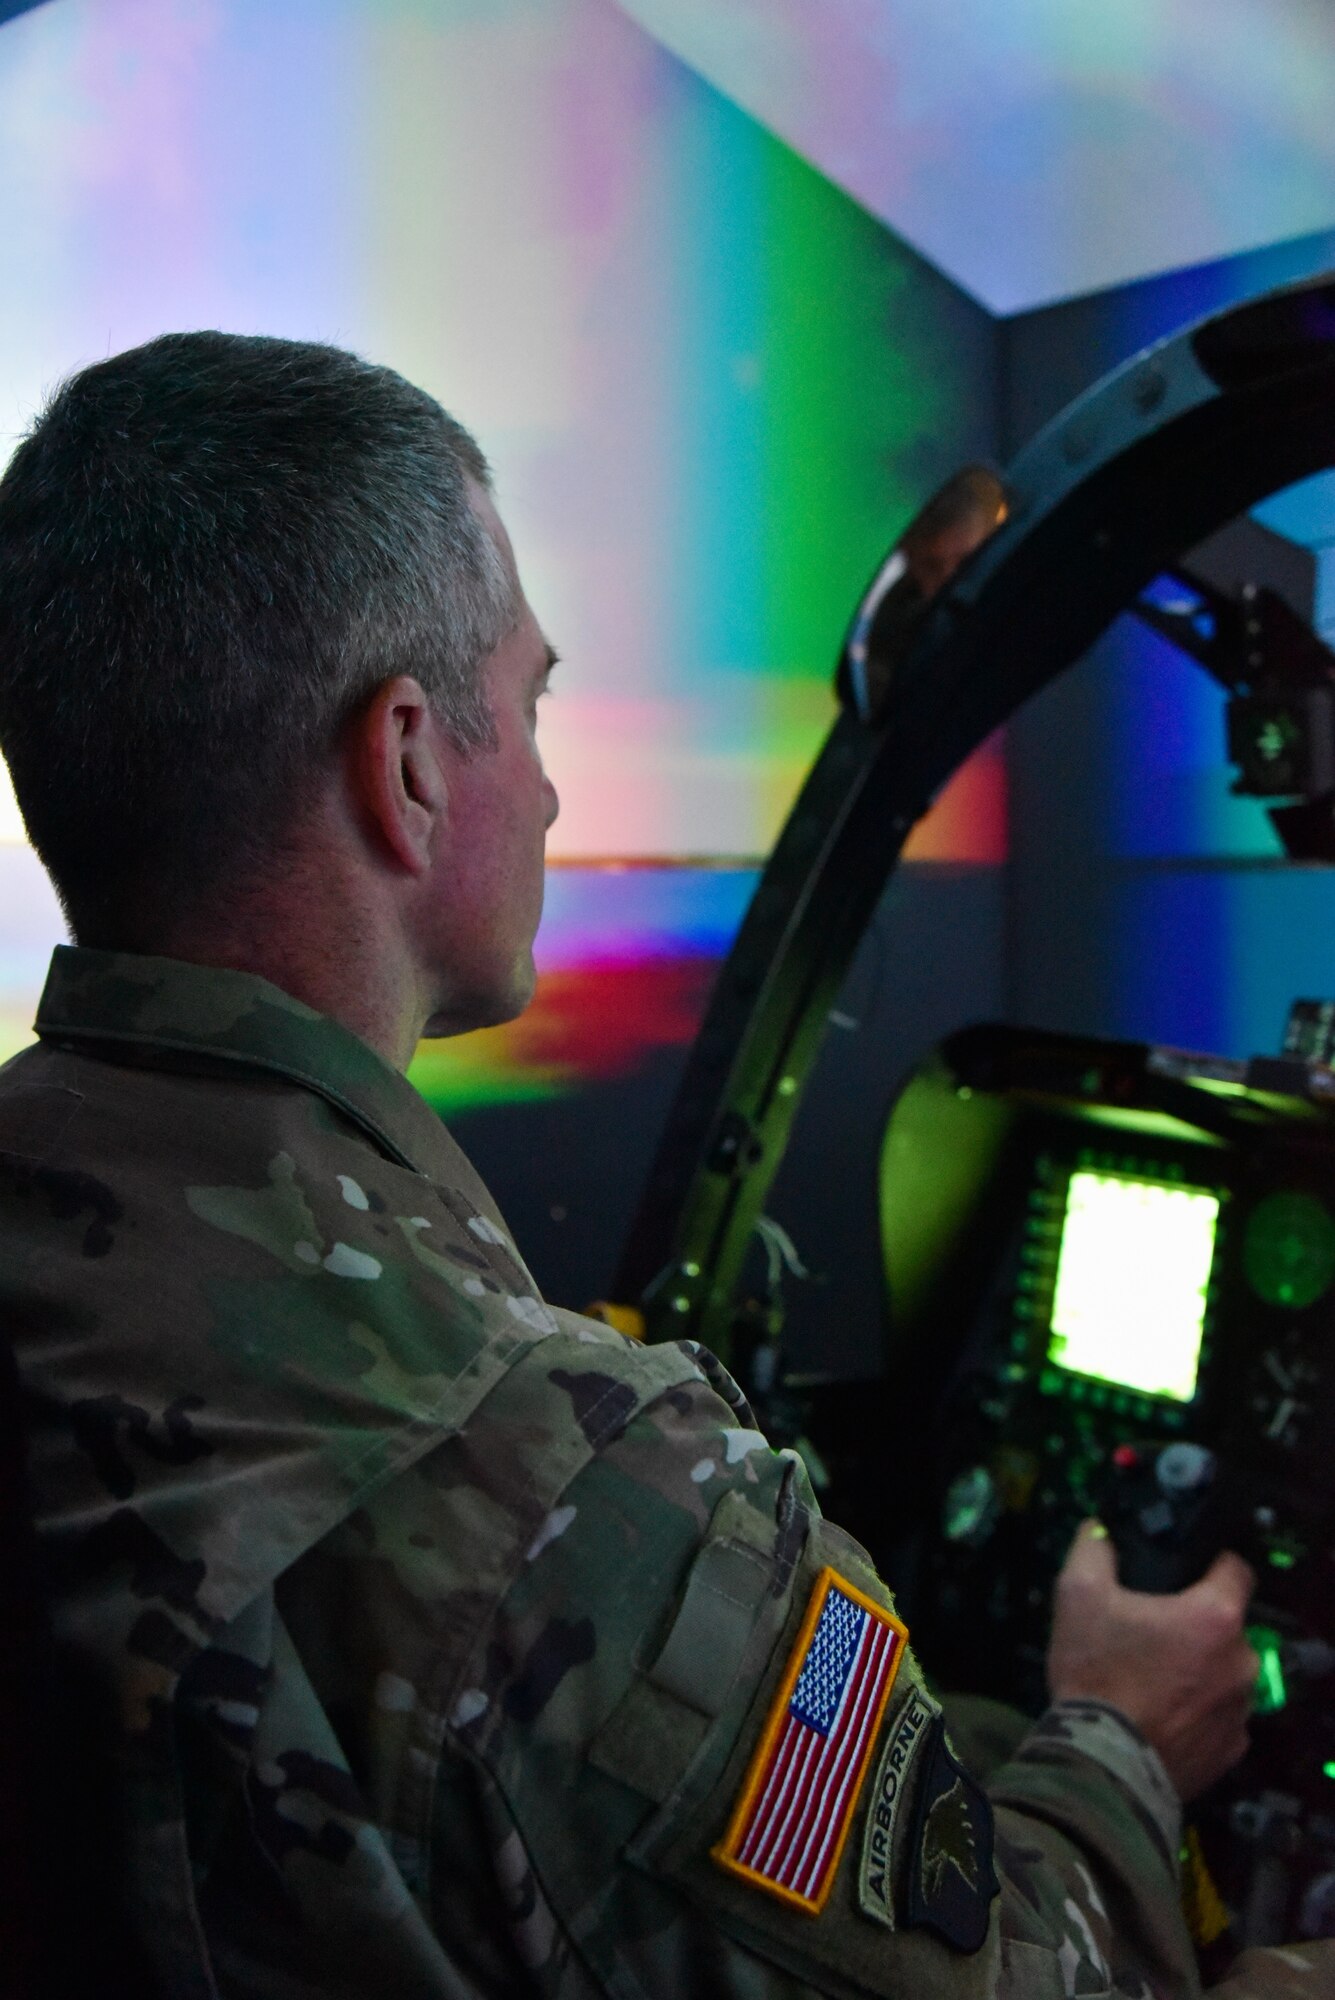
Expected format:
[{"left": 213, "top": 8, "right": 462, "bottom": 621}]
[{"left": 712, "top": 1567, "right": 908, "bottom": 1915}]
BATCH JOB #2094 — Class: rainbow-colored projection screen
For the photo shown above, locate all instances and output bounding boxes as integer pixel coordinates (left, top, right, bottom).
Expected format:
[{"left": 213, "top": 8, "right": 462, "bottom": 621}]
[
  {"left": 0, "top": 0, "right": 1003, "bottom": 1104},
  {"left": 409, "top": 865, "right": 756, "bottom": 1113}
]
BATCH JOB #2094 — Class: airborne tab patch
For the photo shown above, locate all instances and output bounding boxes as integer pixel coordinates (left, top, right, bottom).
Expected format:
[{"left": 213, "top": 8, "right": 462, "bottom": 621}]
[
  {"left": 904, "top": 1717, "right": 998, "bottom": 1953},
  {"left": 857, "top": 1680, "right": 940, "bottom": 1928},
  {"left": 712, "top": 1567, "right": 907, "bottom": 1915}
]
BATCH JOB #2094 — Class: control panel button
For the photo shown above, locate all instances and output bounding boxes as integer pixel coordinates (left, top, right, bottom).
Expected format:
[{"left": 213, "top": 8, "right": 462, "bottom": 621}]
[{"left": 1156, "top": 1442, "right": 1216, "bottom": 1493}]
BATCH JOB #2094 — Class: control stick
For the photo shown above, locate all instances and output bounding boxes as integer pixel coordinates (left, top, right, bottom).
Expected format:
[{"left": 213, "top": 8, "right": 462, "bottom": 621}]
[{"left": 1101, "top": 1441, "right": 1228, "bottom": 1593}]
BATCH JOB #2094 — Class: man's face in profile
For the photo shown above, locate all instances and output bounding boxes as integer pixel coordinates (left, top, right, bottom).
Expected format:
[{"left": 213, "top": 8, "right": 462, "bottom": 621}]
[{"left": 419, "top": 490, "right": 560, "bottom": 1039}]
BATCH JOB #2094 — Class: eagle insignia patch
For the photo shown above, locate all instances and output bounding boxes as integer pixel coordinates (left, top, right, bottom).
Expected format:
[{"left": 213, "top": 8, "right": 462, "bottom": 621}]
[
  {"left": 905, "top": 1717, "right": 998, "bottom": 1952},
  {"left": 712, "top": 1567, "right": 907, "bottom": 1915}
]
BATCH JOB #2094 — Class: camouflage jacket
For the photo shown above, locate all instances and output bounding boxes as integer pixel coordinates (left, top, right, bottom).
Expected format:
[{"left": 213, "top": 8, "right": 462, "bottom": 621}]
[{"left": 6, "top": 946, "right": 1330, "bottom": 1998}]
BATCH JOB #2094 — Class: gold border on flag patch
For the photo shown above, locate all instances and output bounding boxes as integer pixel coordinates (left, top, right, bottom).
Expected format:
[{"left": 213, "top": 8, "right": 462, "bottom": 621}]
[{"left": 712, "top": 1566, "right": 909, "bottom": 1916}]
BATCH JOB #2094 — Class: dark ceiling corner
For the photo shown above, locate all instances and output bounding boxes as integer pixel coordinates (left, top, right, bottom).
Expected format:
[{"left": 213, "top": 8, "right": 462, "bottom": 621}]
[{"left": 0, "top": 0, "right": 54, "bottom": 26}]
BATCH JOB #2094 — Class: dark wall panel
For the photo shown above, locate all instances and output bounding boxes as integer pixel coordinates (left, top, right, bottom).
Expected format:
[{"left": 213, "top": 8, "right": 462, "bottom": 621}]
[{"left": 1002, "top": 229, "right": 1335, "bottom": 1059}]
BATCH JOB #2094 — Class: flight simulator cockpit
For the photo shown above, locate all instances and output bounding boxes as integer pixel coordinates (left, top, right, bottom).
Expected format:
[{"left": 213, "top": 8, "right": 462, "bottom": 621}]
[{"left": 610, "top": 273, "right": 1335, "bottom": 1958}]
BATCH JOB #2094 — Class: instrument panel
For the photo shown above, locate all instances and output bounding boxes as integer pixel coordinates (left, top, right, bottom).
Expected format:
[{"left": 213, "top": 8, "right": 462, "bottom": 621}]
[{"left": 802, "top": 1025, "right": 1335, "bottom": 1945}]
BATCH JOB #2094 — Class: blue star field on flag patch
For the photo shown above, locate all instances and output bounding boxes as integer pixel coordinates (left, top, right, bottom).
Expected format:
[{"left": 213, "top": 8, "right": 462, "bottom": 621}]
[{"left": 790, "top": 1589, "right": 862, "bottom": 1735}]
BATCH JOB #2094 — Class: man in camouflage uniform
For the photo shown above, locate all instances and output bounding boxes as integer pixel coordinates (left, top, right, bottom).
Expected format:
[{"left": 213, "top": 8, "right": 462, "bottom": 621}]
[{"left": 0, "top": 333, "right": 1327, "bottom": 1998}]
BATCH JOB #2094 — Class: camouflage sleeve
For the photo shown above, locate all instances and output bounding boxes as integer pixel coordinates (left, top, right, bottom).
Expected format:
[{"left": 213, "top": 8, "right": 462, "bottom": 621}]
[
  {"left": 429, "top": 1324, "right": 1207, "bottom": 1999},
  {"left": 1205, "top": 1944, "right": 1335, "bottom": 1995},
  {"left": 984, "top": 1700, "right": 1197, "bottom": 1996}
]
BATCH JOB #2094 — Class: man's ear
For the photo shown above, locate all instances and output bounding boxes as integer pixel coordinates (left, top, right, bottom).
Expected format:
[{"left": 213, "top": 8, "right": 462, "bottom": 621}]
[{"left": 346, "top": 676, "right": 447, "bottom": 875}]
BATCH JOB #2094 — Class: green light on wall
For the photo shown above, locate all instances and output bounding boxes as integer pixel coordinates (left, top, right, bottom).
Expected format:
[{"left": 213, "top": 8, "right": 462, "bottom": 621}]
[
  {"left": 1048, "top": 1173, "right": 1219, "bottom": 1401},
  {"left": 1323, "top": 1762, "right": 1335, "bottom": 1782}
]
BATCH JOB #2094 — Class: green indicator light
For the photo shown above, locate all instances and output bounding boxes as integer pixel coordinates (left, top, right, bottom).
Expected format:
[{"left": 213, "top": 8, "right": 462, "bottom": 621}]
[
  {"left": 1047, "top": 1172, "right": 1218, "bottom": 1401},
  {"left": 1324, "top": 1762, "right": 1335, "bottom": 1782},
  {"left": 1248, "top": 1625, "right": 1288, "bottom": 1715},
  {"left": 1244, "top": 1190, "right": 1335, "bottom": 1310},
  {"left": 942, "top": 1467, "right": 998, "bottom": 1546},
  {"left": 1257, "top": 1649, "right": 1287, "bottom": 1714},
  {"left": 1268, "top": 1549, "right": 1297, "bottom": 1570}
]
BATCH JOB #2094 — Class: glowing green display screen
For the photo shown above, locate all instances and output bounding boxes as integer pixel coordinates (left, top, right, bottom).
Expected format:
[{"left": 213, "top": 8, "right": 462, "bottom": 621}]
[{"left": 1048, "top": 1172, "right": 1219, "bottom": 1402}]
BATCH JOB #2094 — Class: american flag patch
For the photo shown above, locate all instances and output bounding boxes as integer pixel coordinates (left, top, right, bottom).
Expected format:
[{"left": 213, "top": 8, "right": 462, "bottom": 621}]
[{"left": 712, "top": 1567, "right": 908, "bottom": 1915}]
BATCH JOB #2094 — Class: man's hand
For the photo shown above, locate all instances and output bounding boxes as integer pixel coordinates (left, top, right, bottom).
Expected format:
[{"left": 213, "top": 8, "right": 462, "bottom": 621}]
[{"left": 1046, "top": 1519, "right": 1259, "bottom": 1801}]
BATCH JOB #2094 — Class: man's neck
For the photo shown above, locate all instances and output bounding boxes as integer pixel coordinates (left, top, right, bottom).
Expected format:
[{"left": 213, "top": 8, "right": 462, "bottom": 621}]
[{"left": 153, "top": 888, "right": 427, "bottom": 1073}]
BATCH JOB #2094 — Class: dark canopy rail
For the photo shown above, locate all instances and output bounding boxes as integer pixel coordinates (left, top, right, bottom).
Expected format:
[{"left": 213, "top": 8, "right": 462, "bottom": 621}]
[{"left": 614, "top": 274, "right": 1335, "bottom": 1360}]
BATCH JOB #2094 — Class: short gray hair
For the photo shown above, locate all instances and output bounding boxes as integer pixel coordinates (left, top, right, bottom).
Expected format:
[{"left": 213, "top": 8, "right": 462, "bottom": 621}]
[{"left": 0, "top": 330, "right": 520, "bottom": 946}]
